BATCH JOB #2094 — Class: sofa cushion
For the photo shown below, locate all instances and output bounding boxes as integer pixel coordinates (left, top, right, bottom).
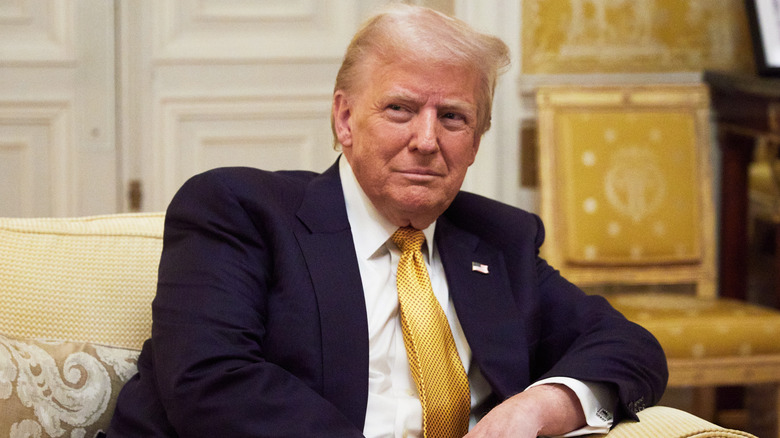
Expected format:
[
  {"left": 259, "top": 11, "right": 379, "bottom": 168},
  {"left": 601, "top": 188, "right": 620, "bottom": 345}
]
[
  {"left": 0, "top": 213, "right": 164, "bottom": 350},
  {"left": 0, "top": 332, "right": 140, "bottom": 438}
]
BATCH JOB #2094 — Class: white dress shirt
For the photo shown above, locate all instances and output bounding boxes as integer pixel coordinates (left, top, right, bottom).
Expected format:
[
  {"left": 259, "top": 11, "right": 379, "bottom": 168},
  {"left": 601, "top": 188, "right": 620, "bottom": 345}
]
[{"left": 338, "top": 158, "right": 614, "bottom": 437}]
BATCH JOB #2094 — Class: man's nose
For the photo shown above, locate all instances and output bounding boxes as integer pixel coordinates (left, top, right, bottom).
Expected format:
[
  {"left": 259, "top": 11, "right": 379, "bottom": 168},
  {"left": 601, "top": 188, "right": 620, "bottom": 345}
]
[{"left": 411, "top": 110, "right": 439, "bottom": 154}]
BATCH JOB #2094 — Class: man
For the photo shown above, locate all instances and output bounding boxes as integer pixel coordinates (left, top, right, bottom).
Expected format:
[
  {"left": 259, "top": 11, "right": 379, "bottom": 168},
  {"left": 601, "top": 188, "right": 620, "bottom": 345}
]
[{"left": 110, "top": 4, "right": 667, "bottom": 437}]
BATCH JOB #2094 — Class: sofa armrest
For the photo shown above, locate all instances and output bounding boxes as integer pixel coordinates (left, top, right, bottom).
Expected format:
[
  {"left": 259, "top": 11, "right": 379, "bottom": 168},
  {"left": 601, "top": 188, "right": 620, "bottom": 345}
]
[{"left": 596, "top": 406, "right": 757, "bottom": 438}]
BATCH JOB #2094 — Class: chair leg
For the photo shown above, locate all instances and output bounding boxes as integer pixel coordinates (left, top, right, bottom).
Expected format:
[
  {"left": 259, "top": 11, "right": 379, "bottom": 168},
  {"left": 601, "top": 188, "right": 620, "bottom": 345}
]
[
  {"left": 745, "top": 383, "right": 780, "bottom": 438},
  {"left": 768, "top": 383, "right": 780, "bottom": 438},
  {"left": 691, "top": 387, "right": 716, "bottom": 421},
  {"left": 774, "top": 384, "right": 779, "bottom": 438},
  {"left": 775, "top": 222, "right": 780, "bottom": 308}
]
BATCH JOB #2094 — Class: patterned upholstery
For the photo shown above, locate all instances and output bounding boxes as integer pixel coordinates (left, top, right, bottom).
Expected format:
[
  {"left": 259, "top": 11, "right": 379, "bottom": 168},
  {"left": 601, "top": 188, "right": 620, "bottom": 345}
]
[
  {"left": 0, "top": 333, "right": 139, "bottom": 437},
  {"left": 537, "top": 85, "right": 780, "bottom": 437},
  {"left": 0, "top": 213, "right": 164, "bottom": 436},
  {"left": 608, "top": 293, "right": 780, "bottom": 359},
  {"left": 537, "top": 85, "right": 717, "bottom": 295},
  {"left": 555, "top": 111, "right": 700, "bottom": 265}
]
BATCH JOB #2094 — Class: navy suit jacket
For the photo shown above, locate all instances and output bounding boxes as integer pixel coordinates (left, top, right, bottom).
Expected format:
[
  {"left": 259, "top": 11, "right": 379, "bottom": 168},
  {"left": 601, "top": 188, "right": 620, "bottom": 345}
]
[{"left": 109, "top": 160, "right": 667, "bottom": 437}]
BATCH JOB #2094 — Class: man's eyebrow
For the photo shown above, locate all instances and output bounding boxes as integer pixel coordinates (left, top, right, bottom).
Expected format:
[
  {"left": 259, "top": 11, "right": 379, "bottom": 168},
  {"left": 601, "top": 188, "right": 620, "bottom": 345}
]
[
  {"left": 440, "top": 100, "right": 476, "bottom": 113},
  {"left": 383, "top": 90, "right": 422, "bottom": 104},
  {"left": 384, "top": 90, "right": 476, "bottom": 113}
]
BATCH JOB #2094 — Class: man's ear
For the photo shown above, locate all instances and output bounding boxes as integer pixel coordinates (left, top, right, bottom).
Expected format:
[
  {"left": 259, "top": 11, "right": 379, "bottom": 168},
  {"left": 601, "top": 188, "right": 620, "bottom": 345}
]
[{"left": 332, "top": 91, "right": 353, "bottom": 148}]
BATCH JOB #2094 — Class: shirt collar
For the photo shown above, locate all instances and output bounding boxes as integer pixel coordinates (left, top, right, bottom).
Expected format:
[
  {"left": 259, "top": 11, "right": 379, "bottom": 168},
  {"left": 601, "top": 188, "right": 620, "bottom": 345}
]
[{"left": 339, "top": 157, "right": 436, "bottom": 261}]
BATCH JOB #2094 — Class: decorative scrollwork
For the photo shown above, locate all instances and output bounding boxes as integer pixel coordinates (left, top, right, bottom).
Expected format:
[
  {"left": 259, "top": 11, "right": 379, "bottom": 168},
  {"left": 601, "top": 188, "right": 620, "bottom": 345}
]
[{"left": 0, "top": 335, "right": 139, "bottom": 438}]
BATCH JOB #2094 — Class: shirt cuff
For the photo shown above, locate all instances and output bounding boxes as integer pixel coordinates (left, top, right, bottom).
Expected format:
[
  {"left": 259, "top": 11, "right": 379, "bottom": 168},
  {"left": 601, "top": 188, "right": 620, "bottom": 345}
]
[{"left": 527, "top": 377, "right": 616, "bottom": 437}]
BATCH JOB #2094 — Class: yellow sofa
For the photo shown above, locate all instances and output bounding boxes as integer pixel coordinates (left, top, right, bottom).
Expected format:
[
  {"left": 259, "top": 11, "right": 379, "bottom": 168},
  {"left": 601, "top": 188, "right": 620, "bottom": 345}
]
[{"left": 0, "top": 213, "right": 758, "bottom": 437}]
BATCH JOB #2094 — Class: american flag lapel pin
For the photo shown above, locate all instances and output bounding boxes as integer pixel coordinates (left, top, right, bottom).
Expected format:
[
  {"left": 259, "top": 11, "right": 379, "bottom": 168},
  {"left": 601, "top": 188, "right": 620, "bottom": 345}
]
[{"left": 471, "top": 261, "right": 489, "bottom": 274}]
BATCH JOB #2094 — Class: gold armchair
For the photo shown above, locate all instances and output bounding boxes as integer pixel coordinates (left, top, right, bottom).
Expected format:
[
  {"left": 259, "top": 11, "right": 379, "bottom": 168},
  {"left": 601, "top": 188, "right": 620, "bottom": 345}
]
[{"left": 536, "top": 84, "right": 780, "bottom": 437}]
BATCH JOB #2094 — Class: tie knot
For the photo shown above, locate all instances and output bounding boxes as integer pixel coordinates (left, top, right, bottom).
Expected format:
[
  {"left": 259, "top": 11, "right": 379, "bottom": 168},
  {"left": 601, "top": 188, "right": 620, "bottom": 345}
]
[{"left": 391, "top": 227, "right": 425, "bottom": 253}]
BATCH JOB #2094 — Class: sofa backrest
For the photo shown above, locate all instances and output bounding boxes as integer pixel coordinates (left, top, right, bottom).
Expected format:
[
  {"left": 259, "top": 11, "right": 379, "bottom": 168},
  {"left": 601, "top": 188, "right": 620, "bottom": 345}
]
[{"left": 0, "top": 213, "right": 165, "bottom": 350}]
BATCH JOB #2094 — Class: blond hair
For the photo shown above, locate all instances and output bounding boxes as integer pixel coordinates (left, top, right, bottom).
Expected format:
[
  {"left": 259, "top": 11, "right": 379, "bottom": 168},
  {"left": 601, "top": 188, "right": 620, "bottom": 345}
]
[{"left": 331, "top": 4, "right": 510, "bottom": 146}]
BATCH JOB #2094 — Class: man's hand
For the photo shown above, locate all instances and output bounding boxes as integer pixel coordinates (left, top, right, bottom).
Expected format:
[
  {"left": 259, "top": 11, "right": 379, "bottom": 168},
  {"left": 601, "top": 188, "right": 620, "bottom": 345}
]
[{"left": 465, "top": 384, "right": 586, "bottom": 438}]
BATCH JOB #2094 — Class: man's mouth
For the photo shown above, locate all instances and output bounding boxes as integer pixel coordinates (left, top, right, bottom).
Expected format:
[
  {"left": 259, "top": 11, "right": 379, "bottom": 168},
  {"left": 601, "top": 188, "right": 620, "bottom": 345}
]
[{"left": 398, "top": 168, "right": 441, "bottom": 182}]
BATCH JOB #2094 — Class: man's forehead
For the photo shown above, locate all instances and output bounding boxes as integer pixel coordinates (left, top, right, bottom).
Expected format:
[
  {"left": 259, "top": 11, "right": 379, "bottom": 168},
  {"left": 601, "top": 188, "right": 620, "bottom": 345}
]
[
  {"left": 365, "top": 49, "right": 478, "bottom": 79},
  {"left": 366, "top": 57, "right": 479, "bottom": 95}
]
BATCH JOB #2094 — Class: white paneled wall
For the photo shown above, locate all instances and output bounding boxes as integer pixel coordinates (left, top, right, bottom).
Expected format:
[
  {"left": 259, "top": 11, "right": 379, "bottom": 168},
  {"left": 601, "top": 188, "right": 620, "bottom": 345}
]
[
  {"left": 0, "top": 101, "right": 72, "bottom": 216},
  {"left": 0, "top": 0, "right": 115, "bottom": 217},
  {"left": 456, "top": 0, "right": 524, "bottom": 209},
  {"left": 153, "top": 0, "right": 358, "bottom": 61},
  {"left": 123, "top": 0, "right": 389, "bottom": 212},
  {"left": 1, "top": 0, "right": 526, "bottom": 216},
  {"left": 0, "top": 0, "right": 74, "bottom": 64}
]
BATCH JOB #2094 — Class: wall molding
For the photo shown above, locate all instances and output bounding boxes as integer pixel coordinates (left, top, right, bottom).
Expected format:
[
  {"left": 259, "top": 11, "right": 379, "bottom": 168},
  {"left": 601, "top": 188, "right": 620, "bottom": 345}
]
[
  {"left": 0, "top": 100, "right": 74, "bottom": 216},
  {"left": 0, "top": 0, "right": 75, "bottom": 66},
  {"left": 153, "top": 0, "right": 357, "bottom": 63},
  {"left": 153, "top": 94, "right": 338, "bottom": 208},
  {"left": 0, "top": 139, "right": 32, "bottom": 216}
]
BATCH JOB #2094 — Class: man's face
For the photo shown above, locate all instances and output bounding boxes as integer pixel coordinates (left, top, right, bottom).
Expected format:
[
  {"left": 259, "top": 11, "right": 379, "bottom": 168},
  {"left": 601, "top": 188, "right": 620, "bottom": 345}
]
[{"left": 333, "top": 58, "right": 482, "bottom": 229}]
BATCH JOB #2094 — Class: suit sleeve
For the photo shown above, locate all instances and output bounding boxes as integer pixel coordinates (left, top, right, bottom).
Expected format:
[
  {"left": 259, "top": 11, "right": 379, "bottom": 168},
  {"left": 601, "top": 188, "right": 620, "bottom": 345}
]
[
  {"left": 148, "top": 171, "right": 364, "bottom": 437},
  {"left": 527, "top": 214, "right": 668, "bottom": 424}
]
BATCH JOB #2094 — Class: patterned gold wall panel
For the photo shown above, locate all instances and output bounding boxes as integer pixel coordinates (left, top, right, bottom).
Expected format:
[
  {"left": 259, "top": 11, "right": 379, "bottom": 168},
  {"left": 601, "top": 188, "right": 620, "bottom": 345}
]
[{"left": 522, "top": 0, "right": 754, "bottom": 74}]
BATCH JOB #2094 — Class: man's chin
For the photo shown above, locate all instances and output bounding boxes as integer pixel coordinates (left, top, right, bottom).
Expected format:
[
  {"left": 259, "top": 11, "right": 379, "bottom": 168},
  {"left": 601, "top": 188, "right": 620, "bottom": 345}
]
[{"left": 392, "top": 193, "right": 452, "bottom": 223}]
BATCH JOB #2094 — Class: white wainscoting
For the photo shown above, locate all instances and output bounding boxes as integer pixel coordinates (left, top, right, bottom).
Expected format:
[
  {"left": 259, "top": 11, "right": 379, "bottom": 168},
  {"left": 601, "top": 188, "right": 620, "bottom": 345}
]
[
  {"left": 1, "top": 0, "right": 530, "bottom": 216},
  {"left": 0, "top": 0, "right": 115, "bottom": 217},
  {"left": 154, "top": 95, "right": 339, "bottom": 204},
  {"left": 0, "top": 101, "right": 72, "bottom": 217}
]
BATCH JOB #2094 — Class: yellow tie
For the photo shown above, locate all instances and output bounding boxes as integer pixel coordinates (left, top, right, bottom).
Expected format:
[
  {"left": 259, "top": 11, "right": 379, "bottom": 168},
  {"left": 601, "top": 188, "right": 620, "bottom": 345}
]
[{"left": 392, "top": 227, "right": 470, "bottom": 438}]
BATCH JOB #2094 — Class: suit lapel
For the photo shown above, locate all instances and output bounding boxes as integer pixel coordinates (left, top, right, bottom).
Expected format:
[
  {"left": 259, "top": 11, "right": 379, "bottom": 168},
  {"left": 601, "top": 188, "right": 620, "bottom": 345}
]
[
  {"left": 295, "top": 160, "right": 369, "bottom": 429},
  {"left": 435, "top": 217, "right": 530, "bottom": 399}
]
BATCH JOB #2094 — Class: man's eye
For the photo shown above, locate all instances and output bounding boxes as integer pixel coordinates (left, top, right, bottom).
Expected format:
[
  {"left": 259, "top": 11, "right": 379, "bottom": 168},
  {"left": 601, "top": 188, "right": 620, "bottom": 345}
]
[
  {"left": 388, "top": 104, "right": 404, "bottom": 111},
  {"left": 442, "top": 112, "right": 467, "bottom": 122}
]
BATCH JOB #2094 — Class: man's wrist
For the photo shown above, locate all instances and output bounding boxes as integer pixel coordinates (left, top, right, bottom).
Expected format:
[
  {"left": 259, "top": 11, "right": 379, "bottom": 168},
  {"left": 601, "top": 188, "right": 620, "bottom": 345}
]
[
  {"left": 528, "top": 377, "right": 616, "bottom": 436},
  {"left": 518, "top": 384, "right": 586, "bottom": 436}
]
